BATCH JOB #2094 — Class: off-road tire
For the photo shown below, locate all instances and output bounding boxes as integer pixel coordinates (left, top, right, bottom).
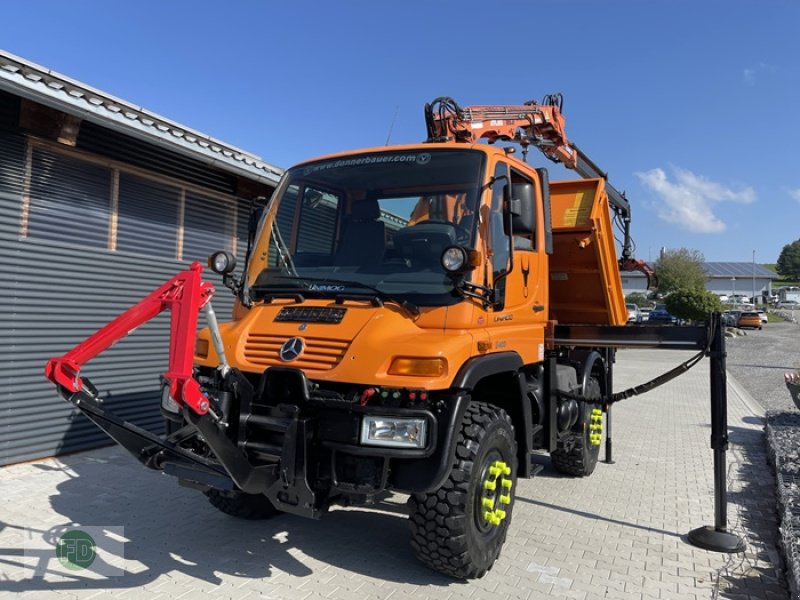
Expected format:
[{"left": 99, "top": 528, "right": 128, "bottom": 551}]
[
  {"left": 205, "top": 489, "right": 280, "bottom": 519},
  {"left": 551, "top": 377, "right": 602, "bottom": 477},
  {"left": 408, "top": 402, "right": 517, "bottom": 579}
]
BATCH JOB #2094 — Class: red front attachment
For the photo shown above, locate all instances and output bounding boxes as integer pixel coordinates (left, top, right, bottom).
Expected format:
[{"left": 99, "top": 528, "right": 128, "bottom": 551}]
[{"left": 44, "top": 262, "right": 215, "bottom": 415}]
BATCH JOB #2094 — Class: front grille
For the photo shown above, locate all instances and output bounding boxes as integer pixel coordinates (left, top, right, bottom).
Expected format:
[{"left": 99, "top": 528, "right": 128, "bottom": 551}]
[
  {"left": 244, "top": 333, "right": 349, "bottom": 371},
  {"left": 275, "top": 306, "right": 347, "bottom": 324}
]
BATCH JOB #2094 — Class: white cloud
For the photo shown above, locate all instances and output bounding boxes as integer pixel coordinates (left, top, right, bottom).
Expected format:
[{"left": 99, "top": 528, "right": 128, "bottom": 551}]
[
  {"left": 636, "top": 166, "right": 756, "bottom": 234},
  {"left": 743, "top": 62, "right": 776, "bottom": 86},
  {"left": 788, "top": 188, "right": 800, "bottom": 203}
]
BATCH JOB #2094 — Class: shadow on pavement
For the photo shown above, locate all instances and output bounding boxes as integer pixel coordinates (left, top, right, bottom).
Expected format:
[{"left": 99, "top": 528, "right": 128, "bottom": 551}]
[{"left": 0, "top": 451, "right": 454, "bottom": 593}]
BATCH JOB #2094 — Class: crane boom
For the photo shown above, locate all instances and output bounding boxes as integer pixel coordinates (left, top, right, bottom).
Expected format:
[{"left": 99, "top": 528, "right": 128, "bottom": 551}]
[{"left": 424, "top": 95, "right": 653, "bottom": 282}]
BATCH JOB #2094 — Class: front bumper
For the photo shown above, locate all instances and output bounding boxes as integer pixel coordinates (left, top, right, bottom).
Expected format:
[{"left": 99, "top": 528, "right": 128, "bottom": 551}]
[{"left": 57, "top": 372, "right": 468, "bottom": 519}]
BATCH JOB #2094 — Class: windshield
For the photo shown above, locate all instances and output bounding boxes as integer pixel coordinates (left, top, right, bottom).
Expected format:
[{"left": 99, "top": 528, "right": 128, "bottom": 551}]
[{"left": 247, "top": 149, "right": 485, "bottom": 306}]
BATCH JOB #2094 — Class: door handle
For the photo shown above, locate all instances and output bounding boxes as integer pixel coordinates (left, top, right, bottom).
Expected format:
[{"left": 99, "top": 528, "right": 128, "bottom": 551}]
[{"left": 533, "top": 304, "right": 545, "bottom": 312}]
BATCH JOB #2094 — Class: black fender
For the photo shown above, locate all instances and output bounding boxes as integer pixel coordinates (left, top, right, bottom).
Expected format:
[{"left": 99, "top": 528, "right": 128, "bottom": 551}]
[
  {"left": 573, "top": 349, "right": 606, "bottom": 397},
  {"left": 455, "top": 352, "right": 533, "bottom": 479},
  {"left": 391, "top": 391, "right": 470, "bottom": 493},
  {"left": 450, "top": 352, "right": 524, "bottom": 390}
]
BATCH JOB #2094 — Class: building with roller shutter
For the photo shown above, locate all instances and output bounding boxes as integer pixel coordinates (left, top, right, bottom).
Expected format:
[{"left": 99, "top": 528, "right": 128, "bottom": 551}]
[{"left": 0, "top": 50, "right": 283, "bottom": 465}]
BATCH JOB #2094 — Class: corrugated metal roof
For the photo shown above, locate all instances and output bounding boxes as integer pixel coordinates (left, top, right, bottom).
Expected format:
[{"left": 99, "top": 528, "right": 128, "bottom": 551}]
[
  {"left": 0, "top": 50, "right": 283, "bottom": 185},
  {"left": 621, "top": 262, "right": 778, "bottom": 279},
  {"left": 704, "top": 262, "right": 778, "bottom": 279}
]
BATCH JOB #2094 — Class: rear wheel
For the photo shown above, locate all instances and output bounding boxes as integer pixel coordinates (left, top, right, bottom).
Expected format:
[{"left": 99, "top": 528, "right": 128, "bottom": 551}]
[
  {"left": 205, "top": 489, "right": 281, "bottom": 519},
  {"left": 408, "top": 402, "right": 517, "bottom": 579},
  {"left": 551, "top": 377, "right": 603, "bottom": 477}
]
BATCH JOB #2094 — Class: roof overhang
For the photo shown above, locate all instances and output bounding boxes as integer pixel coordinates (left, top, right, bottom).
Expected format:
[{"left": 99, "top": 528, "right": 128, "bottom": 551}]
[{"left": 0, "top": 50, "right": 282, "bottom": 186}]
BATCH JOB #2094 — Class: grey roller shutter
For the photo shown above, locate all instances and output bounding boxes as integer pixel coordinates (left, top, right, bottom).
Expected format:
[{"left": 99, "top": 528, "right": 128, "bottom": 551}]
[{"left": 0, "top": 125, "right": 252, "bottom": 465}]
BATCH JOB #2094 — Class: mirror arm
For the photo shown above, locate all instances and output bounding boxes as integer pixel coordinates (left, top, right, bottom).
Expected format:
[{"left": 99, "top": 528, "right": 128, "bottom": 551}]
[{"left": 454, "top": 279, "right": 494, "bottom": 308}]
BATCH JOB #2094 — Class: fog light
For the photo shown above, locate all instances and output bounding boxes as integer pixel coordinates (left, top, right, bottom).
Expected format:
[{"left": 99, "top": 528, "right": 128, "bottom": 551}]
[
  {"left": 360, "top": 416, "right": 427, "bottom": 449},
  {"left": 208, "top": 250, "right": 237, "bottom": 275},
  {"left": 442, "top": 246, "right": 468, "bottom": 272}
]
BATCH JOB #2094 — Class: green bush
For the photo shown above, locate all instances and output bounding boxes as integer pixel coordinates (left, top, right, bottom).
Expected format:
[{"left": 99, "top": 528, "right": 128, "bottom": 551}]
[
  {"left": 625, "top": 292, "right": 650, "bottom": 307},
  {"left": 664, "top": 288, "right": 724, "bottom": 323}
]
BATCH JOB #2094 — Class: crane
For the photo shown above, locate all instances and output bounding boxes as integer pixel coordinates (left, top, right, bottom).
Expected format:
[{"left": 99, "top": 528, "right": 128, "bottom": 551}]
[{"left": 423, "top": 95, "right": 655, "bottom": 285}]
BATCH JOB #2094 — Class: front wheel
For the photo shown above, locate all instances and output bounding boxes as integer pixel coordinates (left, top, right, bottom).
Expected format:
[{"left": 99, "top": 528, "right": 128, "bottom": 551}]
[
  {"left": 205, "top": 488, "right": 281, "bottom": 519},
  {"left": 408, "top": 402, "right": 517, "bottom": 579}
]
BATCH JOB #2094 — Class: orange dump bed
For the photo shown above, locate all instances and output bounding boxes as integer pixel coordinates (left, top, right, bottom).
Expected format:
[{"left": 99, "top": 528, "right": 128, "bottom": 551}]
[{"left": 548, "top": 179, "right": 627, "bottom": 326}]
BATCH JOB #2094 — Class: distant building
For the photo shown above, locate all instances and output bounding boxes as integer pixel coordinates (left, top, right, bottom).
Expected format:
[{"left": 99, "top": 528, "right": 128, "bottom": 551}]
[
  {"left": 0, "top": 50, "right": 282, "bottom": 465},
  {"left": 621, "top": 262, "right": 779, "bottom": 302},
  {"left": 777, "top": 287, "right": 800, "bottom": 303}
]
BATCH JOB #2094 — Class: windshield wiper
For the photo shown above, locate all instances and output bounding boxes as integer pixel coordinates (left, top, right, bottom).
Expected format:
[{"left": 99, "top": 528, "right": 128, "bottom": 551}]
[
  {"left": 252, "top": 276, "right": 420, "bottom": 318},
  {"left": 312, "top": 278, "right": 420, "bottom": 318}
]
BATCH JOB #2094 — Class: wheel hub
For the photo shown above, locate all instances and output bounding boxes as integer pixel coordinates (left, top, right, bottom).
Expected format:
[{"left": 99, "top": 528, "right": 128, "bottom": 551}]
[
  {"left": 479, "top": 459, "right": 512, "bottom": 528},
  {"left": 589, "top": 408, "right": 603, "bottom": 446}
]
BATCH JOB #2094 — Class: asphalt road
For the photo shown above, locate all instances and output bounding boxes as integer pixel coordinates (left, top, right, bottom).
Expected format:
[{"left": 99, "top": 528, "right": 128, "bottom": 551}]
[{"left": 725, "top": 319, "right": 799, "bottom": 412}]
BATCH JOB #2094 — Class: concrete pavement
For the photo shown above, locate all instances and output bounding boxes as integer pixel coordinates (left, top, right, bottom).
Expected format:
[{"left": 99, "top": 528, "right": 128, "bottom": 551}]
[{"left": 0, "top": 349, "right": 787, "bottom": 599}]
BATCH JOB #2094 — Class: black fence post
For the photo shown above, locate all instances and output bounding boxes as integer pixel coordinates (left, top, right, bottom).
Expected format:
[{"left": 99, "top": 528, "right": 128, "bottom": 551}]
[
  {"left": 688, "top": 312, "right": 745, "bottom": 553},
  {"left": 604, "top": 347, "right": 615, "bottom": 464}
]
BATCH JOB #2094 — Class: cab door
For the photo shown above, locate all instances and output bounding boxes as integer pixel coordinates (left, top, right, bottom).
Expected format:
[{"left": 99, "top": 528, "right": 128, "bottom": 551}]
[{"left": 484, "top": 159, "right": 548, "bottom": 364}]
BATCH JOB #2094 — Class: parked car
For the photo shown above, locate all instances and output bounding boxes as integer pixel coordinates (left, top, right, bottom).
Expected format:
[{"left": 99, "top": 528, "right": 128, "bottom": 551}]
[
  {"left": 757, "top": 310, "right": 768, "bottom": 324},
  {"left": 722, "top": 310, "right": 741, "bottom": 327},
  {"left": 626, "top": 303, "right": 643, "bottom": 324},
  {"left": 737, "top": 311, "right": 762, "bottom": 330},
  {"left": 648, "top": 304, "right": 677, "bottom": 325},
  {"left": 779, "top": 300, "right": 800, "bottom": 309}
]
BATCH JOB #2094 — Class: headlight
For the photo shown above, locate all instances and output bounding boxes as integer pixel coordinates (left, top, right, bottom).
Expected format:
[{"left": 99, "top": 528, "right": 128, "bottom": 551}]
[
  {"left": 208, "top": 250, "right": 237, "bottom": 275},
  {"left": 360, "top": 416, "right": 427, "bottom": 449}
]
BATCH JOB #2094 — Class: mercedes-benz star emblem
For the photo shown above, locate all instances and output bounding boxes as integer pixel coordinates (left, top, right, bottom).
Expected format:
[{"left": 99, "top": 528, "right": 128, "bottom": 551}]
[{"left": 279, "top": 337, "right": 305, "bottom": 362}]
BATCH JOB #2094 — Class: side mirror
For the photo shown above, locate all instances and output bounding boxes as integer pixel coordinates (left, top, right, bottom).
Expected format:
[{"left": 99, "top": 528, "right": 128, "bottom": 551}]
[{"left": 505, "top": 183, "right": 536, "bottom": 236}]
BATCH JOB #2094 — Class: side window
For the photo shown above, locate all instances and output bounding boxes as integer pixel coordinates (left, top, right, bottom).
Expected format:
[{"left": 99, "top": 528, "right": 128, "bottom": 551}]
[
  {"left": 296, "top": 186, "right": 340, "bottom": 254},
  {"left": 117, "top": 173, "right": 179, "bottom": 258},
  {"left": 489, "top": 162, "right": 510, "bottom": 281},
  {"left": 27, "top": 147, "right": 111, "bottom": 248},
  {"left": 183, "top": 193, "right": 237, "bottom": 262},
  {"left": 511, "top": 168, "right": 535, "bottom": 251}
]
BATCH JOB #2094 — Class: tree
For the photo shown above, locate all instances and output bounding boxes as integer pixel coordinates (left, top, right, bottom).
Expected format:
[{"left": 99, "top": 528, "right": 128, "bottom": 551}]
[
  {"left": 777, "top": 239, "right": 800, "bottom": 280},
  {"left": 625, "top": 292, "right": 650, "bottom": 307},
  {"left": 653, "top": 248, "right": 707, "bottom": 295},
  {"left": 665, "top": 288, "right": 723, "bottom": 323}
]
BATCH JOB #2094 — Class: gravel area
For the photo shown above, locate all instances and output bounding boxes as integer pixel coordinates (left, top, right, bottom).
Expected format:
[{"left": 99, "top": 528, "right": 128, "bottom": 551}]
[
  {"left": 725, "top": 319, "right": 800, "bottom": 413},
  {"left": 727, "top": 318, "right": 800, "bottom": 599}
]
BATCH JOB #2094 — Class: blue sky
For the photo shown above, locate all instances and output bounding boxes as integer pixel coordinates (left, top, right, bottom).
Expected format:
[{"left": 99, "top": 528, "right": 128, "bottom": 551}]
[{"left": 1, "top": 1, "right": 797, "bottom": 263}]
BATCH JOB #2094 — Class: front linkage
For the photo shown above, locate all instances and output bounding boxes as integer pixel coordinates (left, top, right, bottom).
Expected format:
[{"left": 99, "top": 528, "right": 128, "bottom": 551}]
[{"left": 43, "top": 263, "right": 320, "bottom": 518}]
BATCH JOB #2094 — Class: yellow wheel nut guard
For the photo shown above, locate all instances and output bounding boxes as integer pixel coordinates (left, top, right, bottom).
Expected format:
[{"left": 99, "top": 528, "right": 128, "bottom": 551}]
[
  {"left": 481, "top": 460, "right": 512, "bottom": 526},
  {"left": 589, "top": 408, "right": 603, "bottom": 446}
]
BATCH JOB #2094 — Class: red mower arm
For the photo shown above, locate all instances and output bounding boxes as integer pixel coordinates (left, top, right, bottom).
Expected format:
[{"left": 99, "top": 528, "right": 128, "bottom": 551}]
[{"left": 44, "top": 262, "right": 216, "bottom": 415}]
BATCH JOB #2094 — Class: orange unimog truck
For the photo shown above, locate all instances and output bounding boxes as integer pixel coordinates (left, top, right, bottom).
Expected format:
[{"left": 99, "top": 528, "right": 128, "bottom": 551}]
[{"left": 46, "top": 96, "right": 654, "bottom": 579}]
